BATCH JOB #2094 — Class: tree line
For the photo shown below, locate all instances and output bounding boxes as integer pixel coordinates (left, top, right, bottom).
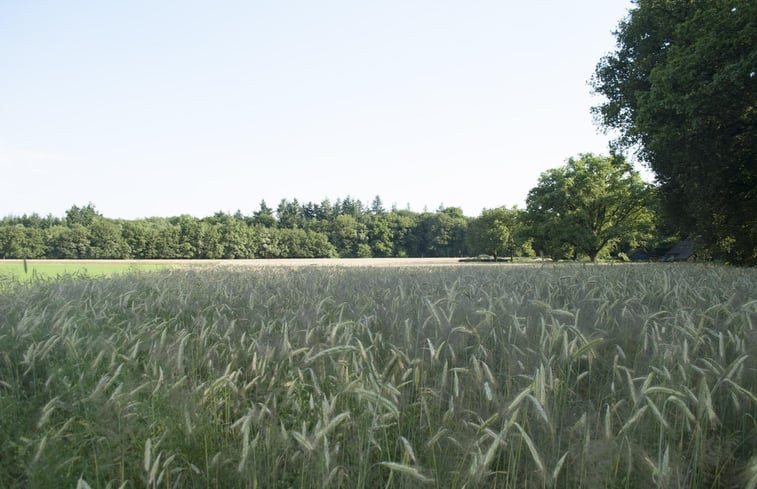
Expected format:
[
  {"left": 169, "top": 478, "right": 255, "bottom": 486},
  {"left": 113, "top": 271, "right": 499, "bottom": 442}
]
[
  {"left": 0, "top": 198, "right": 473, "bottom": 260},
  {"left": 1, "top": 154, "right": 681, "bottom": 262}
]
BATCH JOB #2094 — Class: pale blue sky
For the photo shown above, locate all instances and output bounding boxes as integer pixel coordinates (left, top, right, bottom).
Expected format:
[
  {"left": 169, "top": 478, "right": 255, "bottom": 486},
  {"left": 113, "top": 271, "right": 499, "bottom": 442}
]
[{"left": 1, "top": 0, "right": 635, "bottom": 219}]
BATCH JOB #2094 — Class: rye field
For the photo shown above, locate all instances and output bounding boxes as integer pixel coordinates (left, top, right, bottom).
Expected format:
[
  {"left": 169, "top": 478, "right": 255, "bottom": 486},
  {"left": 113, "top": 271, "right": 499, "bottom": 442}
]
[{"left": 0, "top": 264, "right": 755, "bottom": 488}]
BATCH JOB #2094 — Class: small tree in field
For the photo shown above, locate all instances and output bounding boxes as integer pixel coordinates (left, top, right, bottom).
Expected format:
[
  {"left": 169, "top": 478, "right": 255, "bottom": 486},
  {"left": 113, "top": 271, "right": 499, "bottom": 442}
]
[
  {"left": 467, "top": 207, "right": 519, "bottom": 260},
  {"left": 525, "top": 153, "right": 654, "bottom": 262}
]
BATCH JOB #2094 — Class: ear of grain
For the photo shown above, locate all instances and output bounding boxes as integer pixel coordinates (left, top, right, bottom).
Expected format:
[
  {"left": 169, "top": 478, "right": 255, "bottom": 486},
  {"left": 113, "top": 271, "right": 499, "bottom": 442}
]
[
  {"left": 552, "top": 451, "right": 569, "bottom": 482},
  {"left": 379, "top": 462, "right": 434, "bottom": 484},
  {"left": 514, "top": 422, "right": 546, "bottom": 480},
  {"left": 315, "top": 412, "right": 350, "bottom": 441},
  {"left": 645, "top": 397, "right": 669, "bottom": 431},
  {"left": 143, "top": 438, "right": 152, "bottom": 474},
  {"left": 507, "top": 385, "right": 532, "bottom": 413},
  {"left": 698, "top": 378, "right": 719, "bottom": 427},
  {"left": 76, "top": 478, "right": 93, "bottom": 489},
  {"left": 744, "top": 455, "right": 757, "bottom": 489},
  {"left": 400, "top": 436, "right": 417, "bottom": 464},
  {"left": 619, "top": 405, "right": 649, "bottom": 435},
  {"left": 604, "top": 404, "right": 612, "bottom": 440}
]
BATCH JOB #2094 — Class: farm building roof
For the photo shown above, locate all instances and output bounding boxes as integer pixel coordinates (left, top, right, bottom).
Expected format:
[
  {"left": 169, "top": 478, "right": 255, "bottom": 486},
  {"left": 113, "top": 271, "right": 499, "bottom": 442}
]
[{"left": 662, "top": 239, "right": 695, "bottom": 262}]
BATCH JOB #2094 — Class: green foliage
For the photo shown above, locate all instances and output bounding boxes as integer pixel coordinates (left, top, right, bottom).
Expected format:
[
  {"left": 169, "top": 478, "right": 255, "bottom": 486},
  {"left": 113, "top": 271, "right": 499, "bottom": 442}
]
[
  {"left": 525, "top": 154, "right": 655, "bottom": 261},
  {"left": 87, "top": 217, "right": 130, "bottom": 259},
  {"left": 592, "top": 0, "right": 757, "bottom": 264},
  {"left": 467, "top": 207, "right": 520, "bottom": 259},
  {"left": 277, "top": 198, "right": 306, "bottom": 229},
  {"left": 219, "top": 217, "right": 254, "bottom": 259},
  {"left": 252, "top": 200, "right": 276, "bottom": 228},
  {"left": 330, "top": 214, "right": 367, "bottom": 258},
  {"left": 45, "top": 224, "right": 91, "bottom": 259},
  {"left": 386, "top": 211, "right": 416, "bottom": 257},
  {"left": 64, "top": 203, "right": 100, "bottom": 227},
  {"left": 366, "top": 216, "right": 392, "bottom": 257},
  {"left": 277, "top": 228, "right": 337, "bottom": 258},
  {"left": 0, "top": 225, "right": 46, "bottom": 258},
  {"left": 409, "top": 209, "right": 469, "bottom": 257},
  {"left": 370, "top": 195, "right": 386, "bottom": 215}
]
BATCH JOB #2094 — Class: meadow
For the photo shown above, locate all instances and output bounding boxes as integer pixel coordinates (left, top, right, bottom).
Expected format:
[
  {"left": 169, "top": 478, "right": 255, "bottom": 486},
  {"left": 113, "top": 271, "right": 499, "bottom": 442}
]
[
  {"left": 0, "top": 264, "right": 754, "bottom": 488},
  {"left": 0, "top": 260, "right": 178, "bottom": 284}
]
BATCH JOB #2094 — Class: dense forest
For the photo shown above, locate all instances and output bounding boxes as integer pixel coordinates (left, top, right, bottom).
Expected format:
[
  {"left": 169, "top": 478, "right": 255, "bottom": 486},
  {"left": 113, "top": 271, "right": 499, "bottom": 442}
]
[
  {"left": 0, "top": 154, "right": 677, "bottom": 262},
  {"left": 0, "top": 199, "right": 492, "bottom": 260}
]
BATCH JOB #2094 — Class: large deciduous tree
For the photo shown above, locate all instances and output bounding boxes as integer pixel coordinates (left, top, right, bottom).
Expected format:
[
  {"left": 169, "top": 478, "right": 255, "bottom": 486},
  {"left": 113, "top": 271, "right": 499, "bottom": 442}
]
[
  {"left": 592, "top": 0, "right": 756, "bottom": 264},
  {"left": 525, "top": 154, "right": 654, "bottom": 262}
]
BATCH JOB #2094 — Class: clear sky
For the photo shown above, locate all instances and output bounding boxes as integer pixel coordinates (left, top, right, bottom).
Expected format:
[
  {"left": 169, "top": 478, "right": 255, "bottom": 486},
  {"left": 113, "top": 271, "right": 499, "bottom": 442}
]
[{"left": 1, "top": 0, "right": 635, "bottom": 219}]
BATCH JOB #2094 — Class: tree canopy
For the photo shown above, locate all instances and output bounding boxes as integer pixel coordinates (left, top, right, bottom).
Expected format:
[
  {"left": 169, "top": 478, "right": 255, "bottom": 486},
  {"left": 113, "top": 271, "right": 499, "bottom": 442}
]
[
  {"left": 467, "top": 207, "right": 519, "bottom": 260},
  {"left": 592, "top": 0, "right": 756, "bottom": 264},
  {"left": 0, "top": 201, "right": 473, "bottom": 260},
  {"left": 525, "top": 154, "right": 655, "bottom": 262}
]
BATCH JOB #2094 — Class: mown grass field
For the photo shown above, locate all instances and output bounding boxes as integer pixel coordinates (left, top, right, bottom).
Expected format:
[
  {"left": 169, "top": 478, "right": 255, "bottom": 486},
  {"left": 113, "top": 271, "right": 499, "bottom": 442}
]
[
  {"left": 0, "top": 264, "right": 755, "bottom": 488},
  {"left": 0, "top": 260, "right": 178, "bottom": 283},
  {"left": 0, "top": 259, "right": 480, "bottom": 284}
]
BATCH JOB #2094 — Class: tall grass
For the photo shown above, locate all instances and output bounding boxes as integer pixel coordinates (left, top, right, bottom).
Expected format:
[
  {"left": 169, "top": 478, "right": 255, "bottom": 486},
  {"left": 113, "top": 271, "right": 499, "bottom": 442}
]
[{"left": 0, "top": 265, "right": 754, "bottom": 488}]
